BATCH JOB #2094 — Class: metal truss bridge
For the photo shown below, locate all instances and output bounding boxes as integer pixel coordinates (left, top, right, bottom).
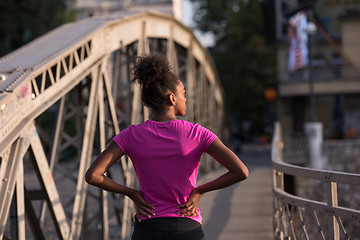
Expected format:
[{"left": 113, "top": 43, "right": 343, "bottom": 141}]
[{"left": 0, "top": 11, "right": 227, "bottom": 239}]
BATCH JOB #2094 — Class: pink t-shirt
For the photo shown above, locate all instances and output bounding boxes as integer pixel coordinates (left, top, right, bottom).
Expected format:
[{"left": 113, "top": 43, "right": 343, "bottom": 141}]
[{"left": 113, "top": 119, "right": 217, "bottom": 224}]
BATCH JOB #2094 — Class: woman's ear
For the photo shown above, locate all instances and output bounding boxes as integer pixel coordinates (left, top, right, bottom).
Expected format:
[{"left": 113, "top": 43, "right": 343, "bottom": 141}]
[{"left": 170, "top": 92, "right": 176, "bottom": 106}]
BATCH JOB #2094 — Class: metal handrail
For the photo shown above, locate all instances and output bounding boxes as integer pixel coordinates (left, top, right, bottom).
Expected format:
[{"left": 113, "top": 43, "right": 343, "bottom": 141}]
[
  {"left": 271, "top": 122, "right": 360, "bottom": 240},
  {"left": 272, "top": 159, "right": 360, "bottom": 186}
]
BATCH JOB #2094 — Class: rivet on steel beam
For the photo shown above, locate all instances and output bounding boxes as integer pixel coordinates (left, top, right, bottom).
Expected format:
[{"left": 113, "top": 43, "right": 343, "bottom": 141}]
[{"left": 0, "top": 74, "right": 6, "bottom": 82}]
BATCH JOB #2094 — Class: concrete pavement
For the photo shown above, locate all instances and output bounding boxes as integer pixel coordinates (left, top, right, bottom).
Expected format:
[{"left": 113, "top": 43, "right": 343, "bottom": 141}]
[{"left": 198, "top": 149, "right": 273, "bottom": 240}]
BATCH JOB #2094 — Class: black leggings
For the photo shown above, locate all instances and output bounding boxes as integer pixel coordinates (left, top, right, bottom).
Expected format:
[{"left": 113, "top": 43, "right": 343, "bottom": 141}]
[{"left": 131, "top": 217, "right": 206, "bottom": 240}]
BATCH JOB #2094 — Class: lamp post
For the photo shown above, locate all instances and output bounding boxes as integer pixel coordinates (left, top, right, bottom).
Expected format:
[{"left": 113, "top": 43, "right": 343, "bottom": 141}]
[
  {"left": 303, "top": 17, "right": 326, "bottom": 169},
  {"left": 306, "top": 20, "right": 317, "bottom": 122}
]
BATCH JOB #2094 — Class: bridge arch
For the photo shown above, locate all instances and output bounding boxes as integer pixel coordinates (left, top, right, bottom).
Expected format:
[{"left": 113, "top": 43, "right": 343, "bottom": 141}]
[{"left": 0, "top": 11, "right": 227, "bottom": 239}]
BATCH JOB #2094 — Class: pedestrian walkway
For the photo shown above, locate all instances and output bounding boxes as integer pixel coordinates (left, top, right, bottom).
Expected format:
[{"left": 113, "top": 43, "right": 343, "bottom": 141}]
[{"left": 198, "top": 150, "right": 273, "bottom": 240}]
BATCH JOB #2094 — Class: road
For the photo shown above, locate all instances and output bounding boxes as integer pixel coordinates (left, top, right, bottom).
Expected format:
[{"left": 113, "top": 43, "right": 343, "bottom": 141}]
[{"left": 198, "top": 148, "right": 273, "bottom": 240}]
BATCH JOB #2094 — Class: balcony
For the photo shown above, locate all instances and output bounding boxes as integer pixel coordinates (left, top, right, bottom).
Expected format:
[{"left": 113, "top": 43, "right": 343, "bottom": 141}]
[{"left": 278, "top": 66, "right": 360, "bottom": 97}]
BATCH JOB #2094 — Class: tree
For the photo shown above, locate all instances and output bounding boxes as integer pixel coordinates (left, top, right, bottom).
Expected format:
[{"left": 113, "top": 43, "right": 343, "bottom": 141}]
[
  {"left": 191, "top": 0, "right": 276, "bottom": 140},
  {"left": 0, "top": 0, "right": 75, "bottom": 56}
]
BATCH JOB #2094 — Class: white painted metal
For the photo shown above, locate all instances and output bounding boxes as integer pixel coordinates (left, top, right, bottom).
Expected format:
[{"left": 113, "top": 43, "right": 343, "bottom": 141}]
[
  {"left": 70, "top": 66, "right": 100, "bottom": 240},
  {"left": 98, "top": 70, "right": 110, "bottom": 240},
  {"left": 11, "top": 159, "right": 26, "bottom": 240},
  {"left": 0, "top": 138, "right": 25, "bottom": 239},
  {"left": 29, "top": 123, "right": 70, "bottom": 239},
  {"left": 39, "top": 96, "right": 66, "bottom": 227}
]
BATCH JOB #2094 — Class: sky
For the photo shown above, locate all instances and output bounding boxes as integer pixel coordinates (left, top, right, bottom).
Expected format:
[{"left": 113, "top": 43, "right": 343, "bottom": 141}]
[{"left": 182, "top": 0, "right": 215, "bottom": 47}]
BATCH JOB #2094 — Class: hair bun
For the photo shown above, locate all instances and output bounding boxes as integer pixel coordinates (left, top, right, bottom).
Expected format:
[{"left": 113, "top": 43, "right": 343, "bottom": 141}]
[
  {"left": 131, "top": 55, "right": 179, "bottom": 111},
  {"left": 132, "top": 55, "right": 171, "bottom": 88}
]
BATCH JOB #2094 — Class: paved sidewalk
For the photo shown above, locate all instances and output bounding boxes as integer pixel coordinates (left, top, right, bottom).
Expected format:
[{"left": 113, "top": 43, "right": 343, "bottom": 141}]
[{"left": 198, "top": 150, "right": 273, "bottom": 240}]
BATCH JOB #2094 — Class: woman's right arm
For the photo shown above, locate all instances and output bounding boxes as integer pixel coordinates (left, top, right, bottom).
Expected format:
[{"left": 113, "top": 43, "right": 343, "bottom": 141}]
[{"left": 197, "top": 138, "right": 249, "bottom": 193}]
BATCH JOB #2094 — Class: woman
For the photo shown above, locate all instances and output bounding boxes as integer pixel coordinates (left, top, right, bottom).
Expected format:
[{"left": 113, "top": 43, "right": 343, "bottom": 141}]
[{"left": 85, "top": 55, "right": 249, "bottom": 240}]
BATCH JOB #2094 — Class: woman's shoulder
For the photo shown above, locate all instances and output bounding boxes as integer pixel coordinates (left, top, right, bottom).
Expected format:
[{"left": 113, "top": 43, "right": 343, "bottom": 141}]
[
  {"left": 127, "top": 121, "right": 149, "bottom": 130},
  {"left": 131, "top": 119, "right": 208, "bottom": 132},
  {"left": 176, "top": 119, "right": 193, "bottom": 125},
  {"left": 115, "top": 122, "right": 143, "bottom": 135},
  {"left": 174, "top": 119, "right": 199, "bottom": 128},
  {"left": 180, "top": 120, "right": 206, "bottom": 127},
  {"left": 175, "top": 120, "right": 213, "bottom": 134}
]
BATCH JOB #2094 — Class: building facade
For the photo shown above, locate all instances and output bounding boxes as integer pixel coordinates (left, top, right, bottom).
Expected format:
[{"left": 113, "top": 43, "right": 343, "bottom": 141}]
[{"left": 276, "top": 0, "right": 360, "bottom": 139}]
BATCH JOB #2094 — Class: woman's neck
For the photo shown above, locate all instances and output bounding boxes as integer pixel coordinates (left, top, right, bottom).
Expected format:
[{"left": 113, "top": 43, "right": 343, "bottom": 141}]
[{"left": 151, "top": 109, "right": 176, "bottom": 122}]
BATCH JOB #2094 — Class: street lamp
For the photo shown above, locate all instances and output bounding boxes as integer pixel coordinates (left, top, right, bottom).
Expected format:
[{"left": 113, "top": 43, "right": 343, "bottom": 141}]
[
  {"left": 304, "top": 18, "right": 326, "bottom": 169},
  {"left": 305, "top": 21, "right": 317, "bottom": 122}
]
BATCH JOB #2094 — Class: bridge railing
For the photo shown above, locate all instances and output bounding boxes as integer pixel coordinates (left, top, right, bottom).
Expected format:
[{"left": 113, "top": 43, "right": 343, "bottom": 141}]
[{"left": 272, "top": 122, "right": 360, "bottom": 239}]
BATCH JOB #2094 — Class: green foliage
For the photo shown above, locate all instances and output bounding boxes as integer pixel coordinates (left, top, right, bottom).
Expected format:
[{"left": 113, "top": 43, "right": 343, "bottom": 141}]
[
  {"left": 0, "top": 0, "right": 76, "bottom": 56},
  {"left": 192, "top": 0, "right": 276, "bottom": 138}
]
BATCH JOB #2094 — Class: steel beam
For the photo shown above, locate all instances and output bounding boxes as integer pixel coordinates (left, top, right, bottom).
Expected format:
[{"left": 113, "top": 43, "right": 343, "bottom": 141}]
[
  {"left": 0, "top": 138, "right": 25, "bottom": 239},
  {"left": 28, "top": 123, "right": 70, "bottom": 239},
  {"left": 70, "top": 66, "right": 101, "bottom": 240},
  {"left": 98, "top": 66, "right": 110, "bottom": 239},
  {"left": 9, "top": 155, "right": 25, "bottom": 240},
  {"left": 39, "top": 96, "right": 66, "bottom": 226}
]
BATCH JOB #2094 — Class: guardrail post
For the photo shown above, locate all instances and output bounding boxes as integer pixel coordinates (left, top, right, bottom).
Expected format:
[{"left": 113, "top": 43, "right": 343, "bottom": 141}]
[
  {"left": 272, "top": 122, "right": 286, "bottom": 240},
  {"left": 326, "top": 181, "right": 340, "bottom": 240}
]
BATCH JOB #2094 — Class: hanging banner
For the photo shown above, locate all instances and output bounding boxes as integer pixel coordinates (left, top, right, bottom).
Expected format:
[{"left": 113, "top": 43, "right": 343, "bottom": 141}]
[{"left": 288, "top": 10, "right": 309, "bottom": 71}]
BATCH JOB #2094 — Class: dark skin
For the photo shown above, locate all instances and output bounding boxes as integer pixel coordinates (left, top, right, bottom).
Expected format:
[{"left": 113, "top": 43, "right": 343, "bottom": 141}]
[{"left": 85, "top": 80, "right": 249, "bottom": 220}]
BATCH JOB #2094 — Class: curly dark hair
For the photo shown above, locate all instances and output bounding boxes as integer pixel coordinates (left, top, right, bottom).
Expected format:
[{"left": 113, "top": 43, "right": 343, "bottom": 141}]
[{"left": 132, "top": 55, "right": 179, "bottom": 112}]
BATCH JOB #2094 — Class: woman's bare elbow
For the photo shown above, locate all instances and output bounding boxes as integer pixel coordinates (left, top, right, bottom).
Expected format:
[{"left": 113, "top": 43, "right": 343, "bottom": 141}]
[
  {"left": 238, "top": 168, "right": 249, "bottom": 181},
  {"left": 85, "top": 170, "right": 95, "bottom": 184},
  {"left": 243, "top": 168, "right": 249, "bottom": 179}
]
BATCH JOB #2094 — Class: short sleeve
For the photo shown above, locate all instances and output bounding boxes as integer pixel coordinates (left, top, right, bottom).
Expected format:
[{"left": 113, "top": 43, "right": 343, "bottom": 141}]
[
  {"left": 112, "top": 127, "right": 131, "bottom": 154},
  {"left": 198, "top": 125, "right": 218, "bottom": 152}
]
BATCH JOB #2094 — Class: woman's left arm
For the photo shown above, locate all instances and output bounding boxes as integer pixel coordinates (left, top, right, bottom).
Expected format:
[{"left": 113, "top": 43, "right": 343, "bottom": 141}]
[
  {"left": 85, "top": 140, "right": 155, "bottom": 218},
  {"left": 177, "top": 138, "right": 249, "bottom": 217}
]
